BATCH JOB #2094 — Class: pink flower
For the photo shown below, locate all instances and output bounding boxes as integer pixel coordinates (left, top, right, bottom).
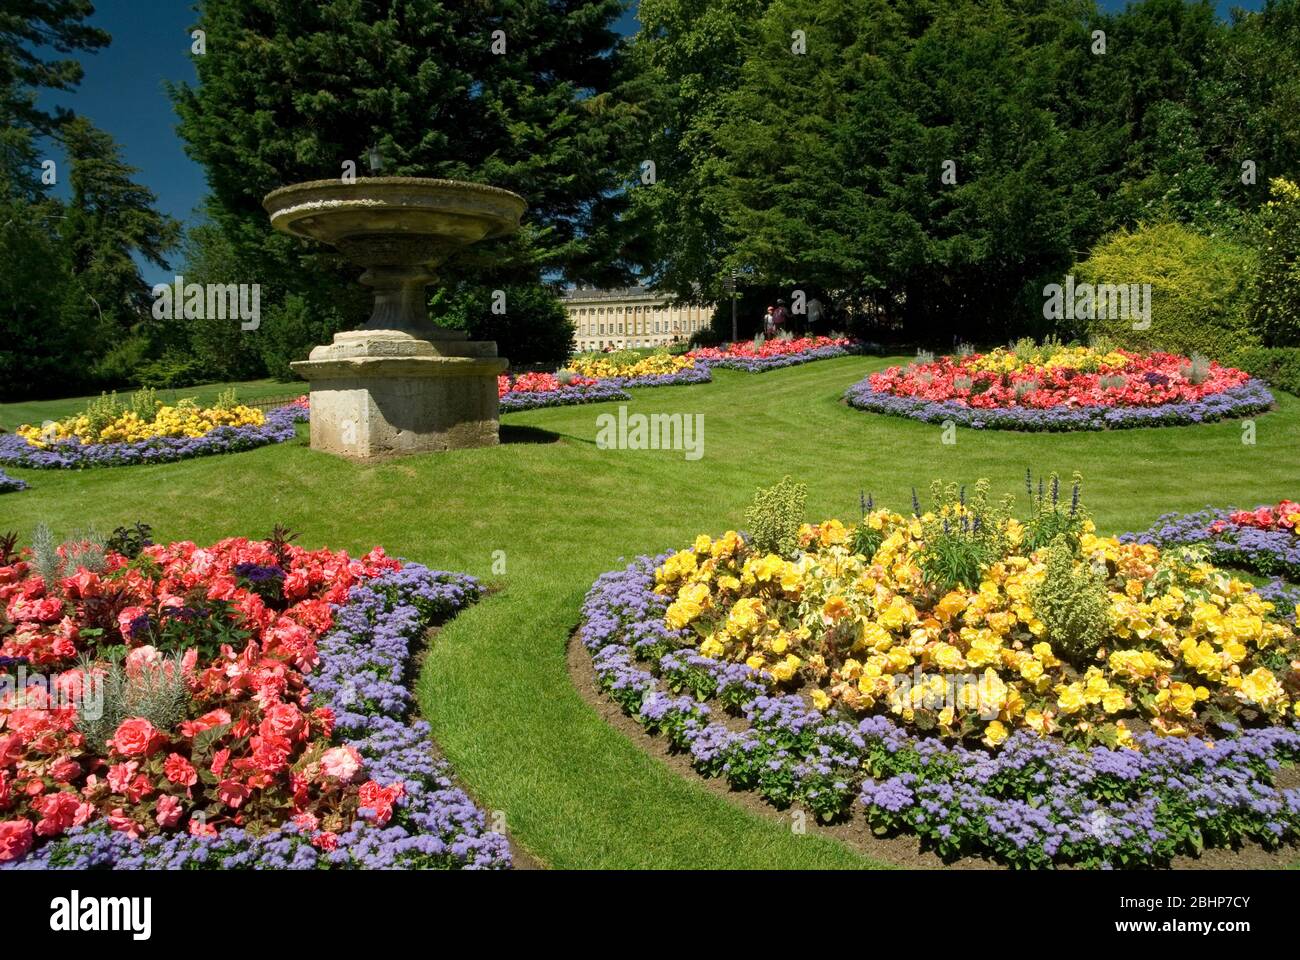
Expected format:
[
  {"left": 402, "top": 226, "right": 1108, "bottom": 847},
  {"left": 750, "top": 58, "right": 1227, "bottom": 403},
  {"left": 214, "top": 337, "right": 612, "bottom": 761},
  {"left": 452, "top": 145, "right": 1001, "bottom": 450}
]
[
  {"left": 187, "top": 818, "right": 217, "bottom": 837},
  {"left": 180, "top": 708, "right": 231, "bottom": 738},
  {"left": 210, "top": 748, "right": 230, "bottom": 778},
  {"left": 163, "top": 753, "right": 197, "bottom": 787},
  {"left": 33, "top": 792, "right": 84, "bottom": 837},
  {"left": 49, "top": 758, "right": 81, "bottom": 782},
  {"left": 0, "top": 819, "right": 34, "bottom": 862},
  {"left": 107, "top": 760, "right": 140, "bottom": 794},
  {"left": 260, "top": 701, "right": 305, "bottom": 742},
  {"left": 217, "top": 778, "right": 251, "bottom": 809},
  {"left": 320, "top": 745, "right": 363, "bottom": 783},
  {"left": 110, "top": 718, "right": 165, "bottom": 758},
  {"left": 155, "top": 794, "right": 184, "bottom": 829},
  {"left": 124, "top": 645, "right": 161, "bottom": 676},
  {"left": 116, "top": 605, "right": 148, "bottom": 640},
  {"left": 106, "top": 807, "right": 141, "bottom": 838}
]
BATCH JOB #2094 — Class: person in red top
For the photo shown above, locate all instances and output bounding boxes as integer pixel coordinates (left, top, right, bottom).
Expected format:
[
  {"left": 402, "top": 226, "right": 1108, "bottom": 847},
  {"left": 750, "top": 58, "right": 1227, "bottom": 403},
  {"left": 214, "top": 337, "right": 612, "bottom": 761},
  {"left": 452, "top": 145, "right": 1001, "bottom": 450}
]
[{"left": 772, "top": 298, "right": 792, "bottom": 334}]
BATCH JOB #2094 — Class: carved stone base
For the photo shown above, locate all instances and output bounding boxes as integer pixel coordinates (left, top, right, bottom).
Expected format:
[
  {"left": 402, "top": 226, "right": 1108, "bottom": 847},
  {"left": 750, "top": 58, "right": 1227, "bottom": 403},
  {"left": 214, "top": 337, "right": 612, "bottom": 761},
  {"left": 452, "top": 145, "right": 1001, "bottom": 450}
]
[{"left": 291, "top": 330, "right": 508, "bottom": 460}]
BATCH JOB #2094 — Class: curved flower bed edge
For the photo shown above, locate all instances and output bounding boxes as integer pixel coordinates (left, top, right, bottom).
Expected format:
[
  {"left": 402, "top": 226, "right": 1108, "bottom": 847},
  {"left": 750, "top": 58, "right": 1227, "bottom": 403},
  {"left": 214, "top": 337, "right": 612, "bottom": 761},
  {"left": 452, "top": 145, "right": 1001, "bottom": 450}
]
[
  {"left": 6, "top": 563, "right": 511, "bottom": 870},
  {"left": 0, "top": 469, "right": 27, "bottom": 493},
  {"left": 845, "top": 377, "right": 1274, "bottom": 431},
  {"left": 0, "top": 406, "right": 308, "bottom": 470},
  {"left": 578, "top": 554, "right": 1300, "bottom": 868}
]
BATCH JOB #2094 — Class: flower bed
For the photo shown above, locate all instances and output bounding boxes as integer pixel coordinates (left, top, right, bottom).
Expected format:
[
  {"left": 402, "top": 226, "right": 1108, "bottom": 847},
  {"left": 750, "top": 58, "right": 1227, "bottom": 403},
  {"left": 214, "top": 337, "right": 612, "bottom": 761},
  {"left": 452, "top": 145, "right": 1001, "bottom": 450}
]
[
  {"left": 568, "top": 352, "right": 704, "bottom": 384},
  {"left": 0, "top": 394, "right": 307, "bottom": 470},
  {"left": 1122, "top": 500, "right": 1300, "bottom": 581},
  {"left": 576, "top": 480, "right": 1300, "bottom": 867},
  {"left": 497, "top": 360, "right": 711, "bottom": 412},
  {"left": 0, "top": 534, "right": 509, "bottom": 869},
  {"left": 0, "top": 470, "right": 26, "bottom": 494},
  {"left": 846, "top": 344, "right": 1273, "bottom": 431},
  {"left": 498, "top": 373, "right": 632, "bottom": 412},
  {"left": 688, "top": 336, "right": 862, "bottom": 372}
]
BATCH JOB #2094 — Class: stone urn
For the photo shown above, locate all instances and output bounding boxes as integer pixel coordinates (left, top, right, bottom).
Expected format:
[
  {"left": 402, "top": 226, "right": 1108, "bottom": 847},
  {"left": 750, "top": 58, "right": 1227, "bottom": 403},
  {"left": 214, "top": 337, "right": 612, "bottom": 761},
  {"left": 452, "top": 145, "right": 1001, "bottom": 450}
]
[{"left": 263, "top": 177, "right": 526, "bottom": 459}]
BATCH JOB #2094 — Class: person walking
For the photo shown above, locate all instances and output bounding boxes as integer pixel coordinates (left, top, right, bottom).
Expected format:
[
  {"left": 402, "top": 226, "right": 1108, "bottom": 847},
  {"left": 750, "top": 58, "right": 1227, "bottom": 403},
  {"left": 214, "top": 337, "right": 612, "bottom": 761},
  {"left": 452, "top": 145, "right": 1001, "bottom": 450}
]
[{"left": 772, "top": 298, "right": 791, "bottom": 336}]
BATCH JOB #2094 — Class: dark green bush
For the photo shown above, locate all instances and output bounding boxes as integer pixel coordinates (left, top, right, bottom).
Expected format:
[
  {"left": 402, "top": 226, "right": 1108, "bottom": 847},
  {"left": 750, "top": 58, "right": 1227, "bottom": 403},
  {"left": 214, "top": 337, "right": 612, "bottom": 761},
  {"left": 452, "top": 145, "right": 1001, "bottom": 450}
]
[
  {"left": 133, "top": 351, "right": 208, "bottom": 389},
  {"left": 1227, "top": 346, "right": 1300, "bottom": 395},
  {"left": 1251, "top": 178, "right": 1300, "bottom": 347}
]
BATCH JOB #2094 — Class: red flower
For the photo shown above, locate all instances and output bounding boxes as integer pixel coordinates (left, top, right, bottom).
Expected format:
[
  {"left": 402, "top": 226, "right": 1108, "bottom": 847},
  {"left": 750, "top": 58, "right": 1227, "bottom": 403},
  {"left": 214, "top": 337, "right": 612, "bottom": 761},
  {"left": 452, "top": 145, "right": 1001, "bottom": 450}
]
[{"left": 357, "top": 780, "right": 404, "bottom": 826}]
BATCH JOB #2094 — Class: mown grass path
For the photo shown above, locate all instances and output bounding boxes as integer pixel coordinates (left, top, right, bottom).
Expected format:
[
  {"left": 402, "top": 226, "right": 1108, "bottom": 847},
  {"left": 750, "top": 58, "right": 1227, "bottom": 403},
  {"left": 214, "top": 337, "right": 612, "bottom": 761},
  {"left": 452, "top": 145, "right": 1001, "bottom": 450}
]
[{"left": 3, "top": 356, "right": 1297, "bottom": 867}]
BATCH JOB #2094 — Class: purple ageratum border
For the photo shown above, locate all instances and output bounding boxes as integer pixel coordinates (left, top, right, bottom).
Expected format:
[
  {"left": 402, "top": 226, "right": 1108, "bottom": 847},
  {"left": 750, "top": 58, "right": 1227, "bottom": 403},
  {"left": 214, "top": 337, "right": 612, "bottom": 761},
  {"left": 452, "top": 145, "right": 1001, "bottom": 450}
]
[
  {"left": 0, "top": 405, "right": 308, "bottom": 470},
  {"left": 844, "top": 377, "right": 1274, "bottom": 431},
  {"left": 0, "top": 469, "right": 26, "bottom": 493},
  {"left": 499, "top": 380, "right": 631, "bottom": 412},
  {"left": 693, "top": 342, "right": 867, "bottom": 373},
  {"left": 605, "top": 365, "right": 713, "bottom": 389},
  {"left": 5, "top": 562, "right": 511, "bottom": 870},
  {"left": 1120, "top": 506, "right": 1300, "bottom": 581},
  {"left": 578, "top": 553, "right": 1300, "bottom": 867}
]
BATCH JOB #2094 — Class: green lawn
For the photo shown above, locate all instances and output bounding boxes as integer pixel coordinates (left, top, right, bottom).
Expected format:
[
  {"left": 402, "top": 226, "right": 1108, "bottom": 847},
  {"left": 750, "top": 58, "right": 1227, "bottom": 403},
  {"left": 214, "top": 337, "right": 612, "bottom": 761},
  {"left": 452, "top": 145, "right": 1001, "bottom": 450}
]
[
  {"left": 0, "top": 378, "right": 302, "bottom": 432},
  {"left": 2, "top": 355, "right": 1297, "bottom": 868}
]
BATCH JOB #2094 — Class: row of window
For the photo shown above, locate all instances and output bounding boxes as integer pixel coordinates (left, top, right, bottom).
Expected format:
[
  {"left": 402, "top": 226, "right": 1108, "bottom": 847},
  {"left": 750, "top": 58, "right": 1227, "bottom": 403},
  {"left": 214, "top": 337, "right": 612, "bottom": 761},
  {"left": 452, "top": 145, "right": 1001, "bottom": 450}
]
[{"left": 567, "top": 308, "right": 708, "bottom": 338}]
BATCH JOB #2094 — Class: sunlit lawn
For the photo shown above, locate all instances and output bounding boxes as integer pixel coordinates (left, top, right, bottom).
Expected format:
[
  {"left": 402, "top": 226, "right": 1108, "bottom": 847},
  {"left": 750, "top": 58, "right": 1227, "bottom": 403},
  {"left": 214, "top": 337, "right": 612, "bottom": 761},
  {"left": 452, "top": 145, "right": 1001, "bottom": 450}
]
[{"left": 3, "top": 355, "right": 1296, "bottom": 867}]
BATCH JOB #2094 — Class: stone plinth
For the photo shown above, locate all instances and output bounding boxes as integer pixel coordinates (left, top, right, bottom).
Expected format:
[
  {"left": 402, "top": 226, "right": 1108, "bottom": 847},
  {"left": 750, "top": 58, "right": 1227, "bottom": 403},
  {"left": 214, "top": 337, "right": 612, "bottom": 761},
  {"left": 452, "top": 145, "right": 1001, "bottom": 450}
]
[{"left": 291, "top": 331, "right": 507, "bottom": 460}]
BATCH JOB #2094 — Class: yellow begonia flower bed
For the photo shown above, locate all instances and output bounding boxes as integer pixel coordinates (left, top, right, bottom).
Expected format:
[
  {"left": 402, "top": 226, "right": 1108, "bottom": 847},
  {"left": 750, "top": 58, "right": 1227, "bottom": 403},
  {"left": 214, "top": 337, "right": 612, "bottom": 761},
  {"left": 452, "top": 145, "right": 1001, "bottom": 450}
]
[
  {"left": 568, "top": 353, "right": 697, "bottom": 380},
  {"left": 654, "top": 513, "right": 1299, "bottom": 749},
  {"left": 17, "top": 403, "right": 266, "bottom": 447},
  {"left": 963, "top": 344, "right": 1131, "bottom": 375}
]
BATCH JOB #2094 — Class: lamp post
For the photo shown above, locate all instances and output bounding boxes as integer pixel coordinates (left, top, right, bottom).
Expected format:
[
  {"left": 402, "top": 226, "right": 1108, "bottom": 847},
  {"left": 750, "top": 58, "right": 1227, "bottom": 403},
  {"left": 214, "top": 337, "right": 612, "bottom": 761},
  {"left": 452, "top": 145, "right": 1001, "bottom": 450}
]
[{"left": 722, "top": 271, "right": 738, "bottom": 343}]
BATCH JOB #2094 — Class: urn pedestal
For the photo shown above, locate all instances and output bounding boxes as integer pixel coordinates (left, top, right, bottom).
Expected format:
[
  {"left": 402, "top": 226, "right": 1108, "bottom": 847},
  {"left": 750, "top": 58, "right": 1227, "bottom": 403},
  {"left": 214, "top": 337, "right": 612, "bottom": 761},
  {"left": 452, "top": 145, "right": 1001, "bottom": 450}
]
[
  {"left": 291, "top": 330, "right": 507, "bottom": 459},
  {"left": 262, "top": 177, "right": 526, "bottom": 461}
]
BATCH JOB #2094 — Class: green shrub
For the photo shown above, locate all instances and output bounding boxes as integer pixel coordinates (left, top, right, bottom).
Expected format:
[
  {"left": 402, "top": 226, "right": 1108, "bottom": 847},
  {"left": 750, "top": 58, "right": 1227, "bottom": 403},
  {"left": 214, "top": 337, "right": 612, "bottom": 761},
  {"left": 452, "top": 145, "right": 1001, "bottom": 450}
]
[
  {"left": 917, "top": 480, "right": 1011, "bottom": 592},
  {"left": 1251, "top": 178, "right": 1300, "bottom": 347},
  {"left": 133, "top": 351, "right": 207, "bottom": 389},
  {"left": 744, "top": 476, "right": 807, "bottom": 559},
  {"left": 1031, "top": 536, "right": 1109, "bottom": 665},
  {"left": 1023, "top": 470, "right": 1089, "bottom": 552},
  {"left": 75, "top": 651, "right": 191, "bottom": 751},
  {"left": 1071, "top": 222, "right": 1259, "bottom": 360},
  {"left": 1227, "top": 346, "right": 1300, "bottom": 395}
]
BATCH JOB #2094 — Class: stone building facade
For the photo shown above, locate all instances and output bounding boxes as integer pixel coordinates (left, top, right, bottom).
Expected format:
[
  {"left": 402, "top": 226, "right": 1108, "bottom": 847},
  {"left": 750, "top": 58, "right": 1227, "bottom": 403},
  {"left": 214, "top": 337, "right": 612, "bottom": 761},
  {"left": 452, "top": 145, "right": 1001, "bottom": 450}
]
[{"left": 561, "top": 286, "right": 715, "bottom": 352}]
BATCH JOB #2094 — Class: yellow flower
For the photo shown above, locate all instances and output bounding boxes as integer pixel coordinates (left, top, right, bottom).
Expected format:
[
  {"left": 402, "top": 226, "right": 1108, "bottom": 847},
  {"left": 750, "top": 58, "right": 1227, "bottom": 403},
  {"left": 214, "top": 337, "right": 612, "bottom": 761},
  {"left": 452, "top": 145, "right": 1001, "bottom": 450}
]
[
  {"left": 982, "top": 720, "right": 1009, "bottom": 748},
  {"left": 810, "top": 688, "right": 831, "bottom": 710},
  {"left": 931, "top": 642, "right": 966, "bottom": 671},
  {"left": 1236, "top": 667, "right": 1285, "bottom": 708},
  {"left": 770, "top": 654, "right": 802, "bottom": 683}
]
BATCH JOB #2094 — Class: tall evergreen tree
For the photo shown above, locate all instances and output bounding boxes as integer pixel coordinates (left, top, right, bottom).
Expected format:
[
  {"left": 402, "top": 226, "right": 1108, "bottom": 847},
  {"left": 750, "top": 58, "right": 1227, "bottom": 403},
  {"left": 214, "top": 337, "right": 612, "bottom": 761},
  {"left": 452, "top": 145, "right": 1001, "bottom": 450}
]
[{"left": 170, "top": 0, "right": 638, "bottom": 369}]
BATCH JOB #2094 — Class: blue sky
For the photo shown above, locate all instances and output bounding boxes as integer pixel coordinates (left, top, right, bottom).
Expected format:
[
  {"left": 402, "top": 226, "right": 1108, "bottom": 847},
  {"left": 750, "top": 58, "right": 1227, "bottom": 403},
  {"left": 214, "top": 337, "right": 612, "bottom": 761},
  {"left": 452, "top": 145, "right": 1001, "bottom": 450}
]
[{"left": 39, "top": 0, "right": 1261, "bottom": 285}]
